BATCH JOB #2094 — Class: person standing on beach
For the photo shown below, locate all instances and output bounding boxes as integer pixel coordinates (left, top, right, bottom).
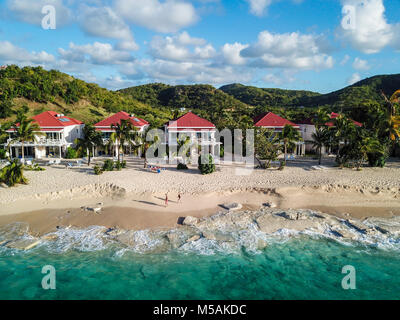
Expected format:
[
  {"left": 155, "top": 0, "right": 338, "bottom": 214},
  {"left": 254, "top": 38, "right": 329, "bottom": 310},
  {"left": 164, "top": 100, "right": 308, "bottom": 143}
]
[
  {"left": 165, "top": 193, "right": 168, "bottom": 207},
  {"left": 178, "top": 193, "right": 181, "bottom": 203}
]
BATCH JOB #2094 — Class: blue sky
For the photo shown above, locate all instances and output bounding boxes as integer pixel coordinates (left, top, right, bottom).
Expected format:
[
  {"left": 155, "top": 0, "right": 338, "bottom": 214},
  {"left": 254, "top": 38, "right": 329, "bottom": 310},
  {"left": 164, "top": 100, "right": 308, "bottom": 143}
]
[{"left": 0, "top": 0, "right": 399, "bottom": 93}]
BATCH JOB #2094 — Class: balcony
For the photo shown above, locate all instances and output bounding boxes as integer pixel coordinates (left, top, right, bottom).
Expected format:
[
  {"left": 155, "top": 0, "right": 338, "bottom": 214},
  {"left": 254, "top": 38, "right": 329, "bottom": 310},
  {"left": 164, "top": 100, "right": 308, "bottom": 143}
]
[{"left": 6, "top": 138, "right": 68, "bottom": 147}]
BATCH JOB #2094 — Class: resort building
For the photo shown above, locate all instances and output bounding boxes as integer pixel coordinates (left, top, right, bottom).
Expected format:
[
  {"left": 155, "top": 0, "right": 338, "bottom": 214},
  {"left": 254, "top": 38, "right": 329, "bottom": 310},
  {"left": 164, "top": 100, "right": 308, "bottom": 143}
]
[
  {"left": 164, "top": 112, "right": 221, "bottom": 163},
  {"left": 298, "top": 112, "right": 363, "bottom": 155},
  {"left": 6, "top": 111, "right": 84, "bottom": 159},
  {"left": 254, "top": 112, "right": 305, "bottom": 156},
  {"left": 94, "top": 111, "right": 149, "bottom": 157}
]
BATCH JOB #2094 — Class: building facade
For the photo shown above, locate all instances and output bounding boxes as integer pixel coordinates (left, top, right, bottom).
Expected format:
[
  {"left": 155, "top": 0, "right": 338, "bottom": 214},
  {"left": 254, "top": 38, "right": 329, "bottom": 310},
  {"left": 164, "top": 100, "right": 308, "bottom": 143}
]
[
  {"left": 94, "top": 111, "right": 149, "bottom": 157},
  {"left": 6, "top": 111, "right": 84, "bottom": 159},
  {"left": 254, "top": 112, "right": 305, "bottom": 156},
  {"left": 164, "top": 112, "right": 221, "bottom": 163}
]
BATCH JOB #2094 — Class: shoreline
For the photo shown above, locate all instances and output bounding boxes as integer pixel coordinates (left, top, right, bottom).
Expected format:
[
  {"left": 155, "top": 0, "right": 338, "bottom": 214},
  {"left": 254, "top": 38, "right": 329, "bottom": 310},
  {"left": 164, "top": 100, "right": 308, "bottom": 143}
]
[
  {"left": 1, "top": 186, "right": 400, "bottom": 236},
  {"left": 1, "top": 158, "right": 399, "bottom": 236}
]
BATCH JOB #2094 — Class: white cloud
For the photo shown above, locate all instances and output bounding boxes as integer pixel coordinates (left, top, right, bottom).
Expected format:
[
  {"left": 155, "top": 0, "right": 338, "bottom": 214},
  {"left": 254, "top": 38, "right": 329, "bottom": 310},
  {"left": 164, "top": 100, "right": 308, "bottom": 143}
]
[
  {"left": 78, "top": 6, "right": 138, "bottom": 51},
  {"left": 6, "top": 0, "right": 71, "bottom": 27},
  {"left": 0, "top": 41, "right": 55, "bottom": 65},
  {"left": 241, "top": 31, "right": 334, "bottom": 70},
  {"left": 347, "top": 72, "right": 361, "bottom": 85},
  {"left": 352, "top": 57, "right": 370, "bottom": 71},
  {"left": 222, "top": 43, "right": 249, "bottom": 65},
  {"left": 148, "top": 32, "right": 216, "bottom": 62},
  {"left": 246, "top": 0, "right": 272, "bottom": 16},
  {"left": 58, "top": 42, "right": 134, "bottom": 65},
  {"left": 115, "top": 0, "right": 198, "bottom": 33},
  {"left": 338, "top": 0, "right": 398, "bottom": 54},
  {"left": 340, "top": 54, "right": 350, "bottom": 65}
]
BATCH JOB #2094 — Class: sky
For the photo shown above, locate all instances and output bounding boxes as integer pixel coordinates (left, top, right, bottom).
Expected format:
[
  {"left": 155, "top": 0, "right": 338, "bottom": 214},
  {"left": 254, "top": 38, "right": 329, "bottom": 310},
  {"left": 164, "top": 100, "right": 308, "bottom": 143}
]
[{"left": 0, "top": 0, "right": 399, "bottom": 93}]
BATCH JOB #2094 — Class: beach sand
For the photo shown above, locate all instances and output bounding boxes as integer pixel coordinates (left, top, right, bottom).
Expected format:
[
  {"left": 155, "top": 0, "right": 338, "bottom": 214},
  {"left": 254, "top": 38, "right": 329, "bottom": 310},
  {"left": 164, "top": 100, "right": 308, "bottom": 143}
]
[{"left": 1, "top": 157, "right": 400, "bottom": 235}]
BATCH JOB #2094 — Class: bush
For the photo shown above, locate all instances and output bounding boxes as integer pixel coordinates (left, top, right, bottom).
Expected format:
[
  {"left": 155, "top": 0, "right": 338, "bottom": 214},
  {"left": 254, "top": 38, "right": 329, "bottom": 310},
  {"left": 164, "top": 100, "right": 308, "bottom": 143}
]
[
  {"left": 177, "top": 163, "right": 188, "bottom": 170},
  {"left": 114, "top": 161, "right": 123, "bottom": 171},
  {"left": 0, "top": 148, "right": 7, "bottom": 160},
  {"left": 24, "top": 164, "right": 45, "bottom": 171},
  {"left": 102, "top": 159, "right": 114, "bottom": 172},
  {"left": 278, "top": 160, "right": 286, "bottom": 171},
  {"left": 198, "top": 154, "right": 215, "bottom": 175},
  {"left": 93, "top": 164, "right": 103, "bottom": 175},
  {"left": 65, "top": 147, "right": 78, "bottom": 159},
  {"left": 367, "top": 152, "right": 388, "bottom": 168},
  {"left": 0, "top": 160, "right": 28, "bottom": 186}
]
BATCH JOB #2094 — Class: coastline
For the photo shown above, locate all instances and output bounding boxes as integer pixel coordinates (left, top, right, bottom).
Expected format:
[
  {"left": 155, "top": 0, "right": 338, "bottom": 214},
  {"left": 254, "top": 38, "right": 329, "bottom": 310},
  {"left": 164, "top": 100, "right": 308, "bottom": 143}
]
[{"left": 1, "top": 158, "right": 400, "bottom": 236}]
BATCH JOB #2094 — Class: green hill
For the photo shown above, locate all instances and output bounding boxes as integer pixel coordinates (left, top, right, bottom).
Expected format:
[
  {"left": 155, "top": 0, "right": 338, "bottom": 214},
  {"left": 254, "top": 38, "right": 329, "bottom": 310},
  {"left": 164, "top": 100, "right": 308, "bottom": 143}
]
[
  {"left": 220, "top": 74, "right": 400, "bottom": 111},
  {"left": 0, "top": 65, "right": 172, "bottom": 127},
  {"left": 119, "top": 83, "right": 255, "bottom": 129},
  {"left": 219, "top": 83, "right": 321, "bottom": 108}
]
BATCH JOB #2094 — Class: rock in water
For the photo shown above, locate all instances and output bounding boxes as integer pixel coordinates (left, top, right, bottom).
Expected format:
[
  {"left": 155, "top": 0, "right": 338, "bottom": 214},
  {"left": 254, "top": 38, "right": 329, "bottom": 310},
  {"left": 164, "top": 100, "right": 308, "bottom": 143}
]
[
  {"left": 222, "top": 203, "right": 242, "bottom": 211},
  {"left": 182, "top": 216, "right": 199, "bottom": 227}
]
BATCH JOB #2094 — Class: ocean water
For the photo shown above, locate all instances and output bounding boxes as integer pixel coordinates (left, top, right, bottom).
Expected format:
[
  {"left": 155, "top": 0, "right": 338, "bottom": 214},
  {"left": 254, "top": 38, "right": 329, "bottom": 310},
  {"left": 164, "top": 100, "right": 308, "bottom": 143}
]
[{"left": 1, "top": 235, "right": 400, "bottom": 300}]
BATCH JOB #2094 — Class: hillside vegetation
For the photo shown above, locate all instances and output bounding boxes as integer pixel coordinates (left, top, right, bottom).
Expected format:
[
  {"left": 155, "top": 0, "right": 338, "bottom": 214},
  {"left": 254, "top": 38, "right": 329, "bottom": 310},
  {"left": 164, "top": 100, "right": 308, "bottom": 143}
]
[
  {"left": 0, "top": 65, "right": 172, "bottom": 127},
  {"left": 119, "top": 83, "right": 255, "bottom": 129},
  {"left": 220, "top": 74, "right": 400, "bottom": 111}
]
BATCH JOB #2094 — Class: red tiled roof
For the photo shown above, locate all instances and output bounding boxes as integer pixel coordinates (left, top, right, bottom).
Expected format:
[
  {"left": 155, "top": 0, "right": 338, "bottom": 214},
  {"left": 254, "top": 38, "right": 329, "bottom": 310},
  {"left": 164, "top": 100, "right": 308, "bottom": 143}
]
[
  {"left": 94, "top": 111, "right": 149, "bottom": 128},
  {"left": 254, "top": 112, "right": 299, "bottom": 128},
  {"left": 167, "top": 112, "right": 215, "bottom": 130},
  {"left": 326, "top": 112, "right": 362, "bottom": 127},
  {"left": 6, "top": 111, "right": 82, "bottom": 132}
]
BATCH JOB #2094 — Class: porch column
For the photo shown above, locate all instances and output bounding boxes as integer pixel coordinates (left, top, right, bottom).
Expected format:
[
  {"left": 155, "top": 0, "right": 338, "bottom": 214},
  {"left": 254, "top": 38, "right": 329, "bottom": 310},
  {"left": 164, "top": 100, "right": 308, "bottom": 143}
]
[{"left": 59, "top": 146, "right": 62, "bottom": 159}]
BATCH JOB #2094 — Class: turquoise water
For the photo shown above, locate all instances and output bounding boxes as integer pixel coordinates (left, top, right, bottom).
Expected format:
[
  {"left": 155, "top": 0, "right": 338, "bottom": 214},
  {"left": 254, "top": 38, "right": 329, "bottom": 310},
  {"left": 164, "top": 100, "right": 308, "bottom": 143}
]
[{"left": 1, "top": 237, "right": 399, "bottom": 300}]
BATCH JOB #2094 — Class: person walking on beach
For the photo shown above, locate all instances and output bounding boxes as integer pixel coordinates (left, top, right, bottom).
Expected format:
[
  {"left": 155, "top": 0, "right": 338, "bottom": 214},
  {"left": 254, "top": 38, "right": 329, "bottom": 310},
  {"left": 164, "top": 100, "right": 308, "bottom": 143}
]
[
  {"left": 178, "top": 193, "right": 181, "bottom": 203},
  {"left": 165, "top": 193, "right": 168, "bottom": 207}
]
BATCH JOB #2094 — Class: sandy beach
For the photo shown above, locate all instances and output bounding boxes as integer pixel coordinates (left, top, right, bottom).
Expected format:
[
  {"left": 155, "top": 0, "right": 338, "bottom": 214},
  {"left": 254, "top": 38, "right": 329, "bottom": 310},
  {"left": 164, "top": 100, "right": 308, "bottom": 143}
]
[{"left": 1, "top": 157, "right": 400, "bottom": 235}]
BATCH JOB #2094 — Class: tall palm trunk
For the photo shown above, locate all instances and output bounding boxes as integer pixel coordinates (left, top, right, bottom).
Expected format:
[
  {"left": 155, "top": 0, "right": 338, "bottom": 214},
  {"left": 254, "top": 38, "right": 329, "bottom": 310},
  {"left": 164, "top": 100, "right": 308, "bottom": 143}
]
[
  {"left": 284, "top": 141, "right": 287, "bottom": 166},
  {"left": 318, "top": 147, "right": 322, "bottom": 165},
  {"left": 21, "top": 141, "right": 25, "bottom": 163}
]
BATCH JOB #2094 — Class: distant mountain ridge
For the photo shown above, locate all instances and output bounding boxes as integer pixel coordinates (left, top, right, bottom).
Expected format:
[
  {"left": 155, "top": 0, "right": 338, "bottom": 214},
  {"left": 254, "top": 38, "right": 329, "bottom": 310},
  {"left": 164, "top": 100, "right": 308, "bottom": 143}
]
[{"left": 219, "top": 74, "right": 400, "bottom": 109}]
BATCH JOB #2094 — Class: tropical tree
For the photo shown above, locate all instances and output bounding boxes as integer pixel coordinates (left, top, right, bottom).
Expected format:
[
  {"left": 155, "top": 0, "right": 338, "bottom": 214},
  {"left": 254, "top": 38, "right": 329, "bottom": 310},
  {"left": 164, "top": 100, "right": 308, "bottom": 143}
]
[
  {"left": 110, "top": 119, "right": 138, "bottom": 163},
  {"left": 74, "top": 124, "right": 103, "bottom": 166},
  {"left": 278, "top": 124, "right": 302, "bottom": 166},
  {"left": 311, "top": 128, "right": 329, "bottom": 165},
  {"left": 313, "top": 108, "right": 330, "bottom": 129},
  {"left": 0, "top": 159, "right": 28, "bottom": 186},
  {"left": 254, "top": 128, "right": 281, "bottom": 168},
  {"left": 382, "top": 91, "right": 400, "bottom": 141},
  {"left": 330, "top": 114, "right": 356, "bottom": 166},
  {"left": 7, "top": 112, "right": 44, "bottom": 162}
]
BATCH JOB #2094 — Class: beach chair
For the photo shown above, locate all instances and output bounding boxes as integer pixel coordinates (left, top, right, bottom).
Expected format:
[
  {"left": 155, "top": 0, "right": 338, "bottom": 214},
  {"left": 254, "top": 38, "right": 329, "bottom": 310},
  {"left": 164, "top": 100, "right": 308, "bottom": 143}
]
[
  {"left": 26, "top": 160, "right": 33, "bottom": 166},
  {"left": 47, "top": 159, "right": 55, "bottom": 166},
  {"left": 54, "top": 159, "right": 61, "bottom": 165},
  {"left": 66, "top": 163, "right": 73, "bottom": 169}
]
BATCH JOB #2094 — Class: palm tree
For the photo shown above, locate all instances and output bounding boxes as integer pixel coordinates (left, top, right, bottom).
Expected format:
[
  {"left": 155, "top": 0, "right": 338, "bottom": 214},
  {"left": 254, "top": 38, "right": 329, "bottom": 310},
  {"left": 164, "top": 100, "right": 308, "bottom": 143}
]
[
  {"left": 75, "top": 124, "right": 103, "bottom": 166},
  {"left": 7, "top": 113, "right": 44, "bottom": 163},
  {"left": 311, "top": 128, "right": 329, "bottom": 165},
  {"left": 331, "top": 114, "right": 356, "bottom": 162},
  {"left": 381, "top": 91, "right": 400, "bottom": 141},
  {"left": 175, "top": 135, "right": 191, "bottom": 163},
  {"left": 279, "top": 124, "right": 302, "bottom": 166},
  {"left": 313, "top": 109, "right": 330, "bottom": 129},
  {"left": 110, "top": 119, "right": 137, "bottom": 163},
  {"left": 0, "top": 159, "right": 28, "bottom": 186}
]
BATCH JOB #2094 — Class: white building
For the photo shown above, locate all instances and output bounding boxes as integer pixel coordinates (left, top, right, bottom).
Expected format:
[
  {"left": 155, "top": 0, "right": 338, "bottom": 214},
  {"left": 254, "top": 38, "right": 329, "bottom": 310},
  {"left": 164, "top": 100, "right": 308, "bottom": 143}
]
[
  {"left": 6, "top": 111, "right": 84, "bottom": 159},
  {"left": 164, "top": 112, "right": 221, "bottom": 163}
]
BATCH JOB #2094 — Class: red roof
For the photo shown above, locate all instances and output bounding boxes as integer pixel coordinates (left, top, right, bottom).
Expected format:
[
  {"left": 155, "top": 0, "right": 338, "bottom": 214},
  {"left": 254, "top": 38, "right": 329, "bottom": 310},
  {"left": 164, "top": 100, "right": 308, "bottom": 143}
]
[
  {"left": 7, "top": 111, "right": 82, "bottom": 132},
  {"left": 254, "top": 112, "right": 299, "bottom": 128},
  {"left": 95, "top": 111, "right": 149, "bottom": 128},
  {"left": 167, "top": 112, "right": 215, "bottom": 130},
  {"left": 326, "top": 112, "right": 362, "bottom": 127}
]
